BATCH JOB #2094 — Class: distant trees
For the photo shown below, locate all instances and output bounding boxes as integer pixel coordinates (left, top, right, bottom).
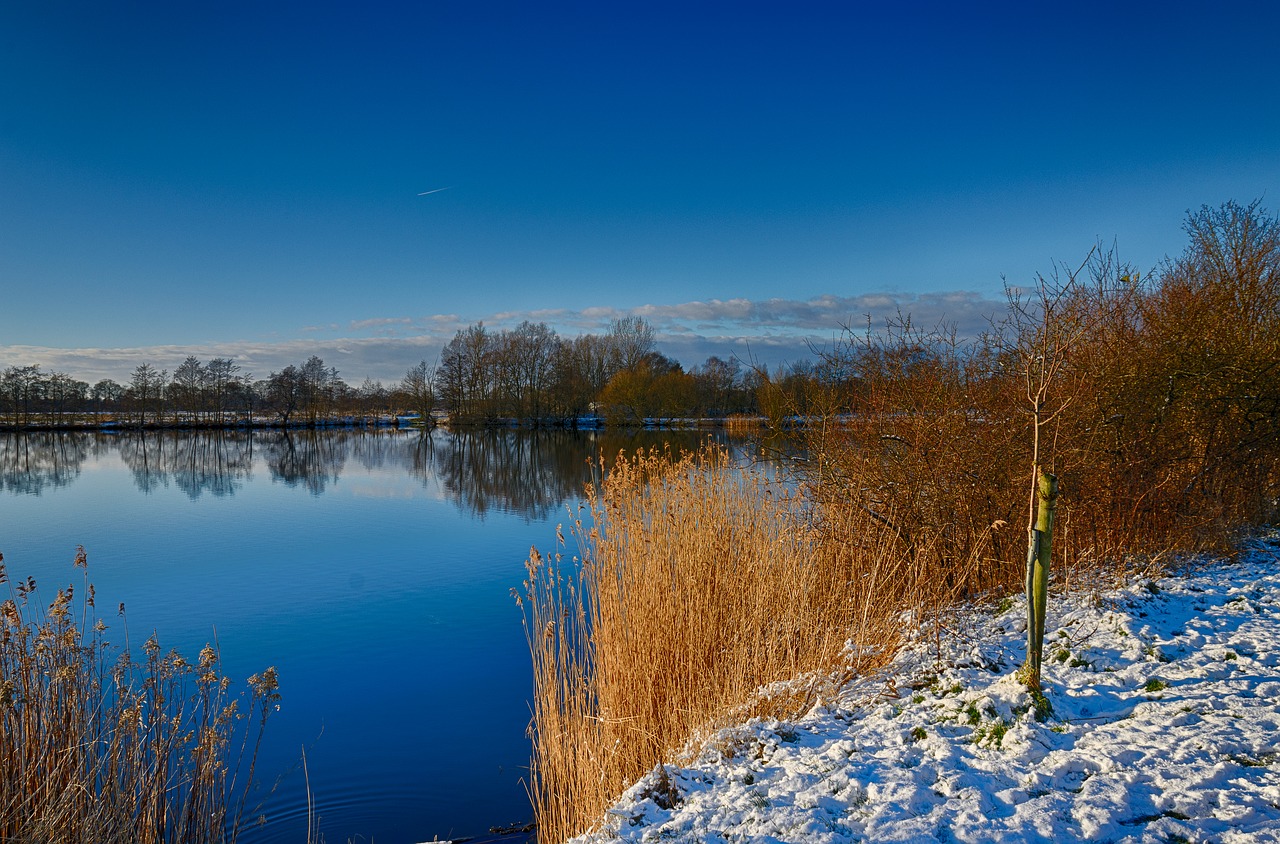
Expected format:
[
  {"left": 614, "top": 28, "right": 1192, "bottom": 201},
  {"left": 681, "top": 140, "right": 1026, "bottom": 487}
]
[
  {"left": 423, "top": 315, "right": 761, "bottom": 424},
  {"left": 164, "top": 356, "right": 244, "bottom": 421},
  {"left": 1, "top": 314, "right": 771, "bottom": 428},
  {"left": 0, "top": 366, "right": 90, "bottom": 426},
  {"left": 607, "top": 315, "right": 656, "bottom": 372},
  {"left": 436, "top": 323, "right": 493, "bottom": 421},
  {"left": 170, "top": 356, "right": 205, "bottom": 418},
  {"left": 1, "top": 366, "right": 45, "bottom": 426},
  {"left": 550, "top": 334, "right": 614, "bottom": 418},
  {"left": 0, "top": 318, "right": 787, "bottom": 431},
  {"left": 0, "top": 312, "right": 840, "bottom": 429},
  {"left": 206, "top": 358, "right": 240, "bottom": 418},
  {"left": 506, "top": 320, "right": 559, "bottom": 419},
  {"left": 260, "top": 356, "right": 387, "bottom": 426},
  {"left": 43, "top": 373, "right": 88, "bottom": 423},
  {"left": 297, "top": 356, "right": 340, "bottom": 425},
  {"left": 91, "top": 379, "right": 126, "bottom": 414},
  {"left": 597, "top": 351, "right": 690, "bottom": 423}
]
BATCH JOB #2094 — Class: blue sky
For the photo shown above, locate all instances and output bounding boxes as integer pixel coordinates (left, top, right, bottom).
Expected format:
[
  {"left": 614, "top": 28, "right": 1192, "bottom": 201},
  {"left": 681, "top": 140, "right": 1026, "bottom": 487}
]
[{"left": 2, "top": 0, "right": 1277, "bottom": 383}]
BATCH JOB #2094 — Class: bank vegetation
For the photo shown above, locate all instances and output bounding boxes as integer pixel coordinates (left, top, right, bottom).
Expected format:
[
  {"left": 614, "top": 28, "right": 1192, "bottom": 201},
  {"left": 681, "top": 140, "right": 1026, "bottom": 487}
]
[
  {"left": 521, "top": 200, "right": 1280, "bottom": 841},
  {"left": 0, "top": 549, "right": 281, "bottom": 843}
]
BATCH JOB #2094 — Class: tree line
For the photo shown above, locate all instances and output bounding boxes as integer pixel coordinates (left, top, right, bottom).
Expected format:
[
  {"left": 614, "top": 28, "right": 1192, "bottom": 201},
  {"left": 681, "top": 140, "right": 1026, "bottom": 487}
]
[
  {"left": 0, "top": 316, "right": 774, "bottom": 428},
  {"left": 432, "top": 315, "right": 761, "bottom": 423},
  {"left": 8, "top": 200, "right": 1274, "bottom": 437}
]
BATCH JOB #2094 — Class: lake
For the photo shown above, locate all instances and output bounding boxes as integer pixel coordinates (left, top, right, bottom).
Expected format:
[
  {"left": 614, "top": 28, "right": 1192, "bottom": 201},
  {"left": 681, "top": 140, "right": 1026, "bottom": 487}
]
[{"left": 0, "top": 427, "right": 741, "bottom": 844}]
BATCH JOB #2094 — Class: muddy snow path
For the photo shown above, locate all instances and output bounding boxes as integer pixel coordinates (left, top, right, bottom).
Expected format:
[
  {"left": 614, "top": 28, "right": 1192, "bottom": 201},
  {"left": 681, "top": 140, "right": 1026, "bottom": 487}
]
[{"left": 576, "top": 534, "right": 1280, "bottom": 844}]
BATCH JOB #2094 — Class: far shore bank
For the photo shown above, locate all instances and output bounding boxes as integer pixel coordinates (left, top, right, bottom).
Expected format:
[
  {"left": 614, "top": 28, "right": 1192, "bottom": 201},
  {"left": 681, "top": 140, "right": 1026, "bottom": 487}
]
[{"left": 0, "top": 413, "right": 773, "bottom": 434}]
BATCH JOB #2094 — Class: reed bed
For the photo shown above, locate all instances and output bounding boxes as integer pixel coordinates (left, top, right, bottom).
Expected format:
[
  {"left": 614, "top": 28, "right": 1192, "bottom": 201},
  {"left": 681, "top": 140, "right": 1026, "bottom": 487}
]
[
  {"left": 0, "top": 548, "right": 279, "bottom": 844},
  {"left": 721, "top": 413, "right": 764, "bottom": 434},
  {"left": 521, "top": 444, "right": 954, "bottom": 842}
]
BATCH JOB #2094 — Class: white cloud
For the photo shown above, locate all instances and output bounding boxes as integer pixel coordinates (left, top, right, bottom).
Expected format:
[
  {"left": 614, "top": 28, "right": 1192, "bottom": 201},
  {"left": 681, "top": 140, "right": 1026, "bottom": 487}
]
[
  {"left": 0, "top": 290, "right": 1007, "bottom": 384},
  {"left": 348, "top": 317, "right": 415, "bottom": 332}
]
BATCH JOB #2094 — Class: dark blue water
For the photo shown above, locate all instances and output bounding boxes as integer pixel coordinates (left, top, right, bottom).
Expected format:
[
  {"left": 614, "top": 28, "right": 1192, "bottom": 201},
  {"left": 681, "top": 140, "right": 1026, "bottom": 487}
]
[{"left": 0, "top": 427, "right": 720, "bottom": 844}]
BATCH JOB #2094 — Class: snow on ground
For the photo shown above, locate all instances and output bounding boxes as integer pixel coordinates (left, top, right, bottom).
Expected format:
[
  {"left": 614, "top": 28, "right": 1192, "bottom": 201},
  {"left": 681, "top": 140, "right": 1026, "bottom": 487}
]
[{"left": 575, "top": 532, "right": 1280, "bottom": 844}]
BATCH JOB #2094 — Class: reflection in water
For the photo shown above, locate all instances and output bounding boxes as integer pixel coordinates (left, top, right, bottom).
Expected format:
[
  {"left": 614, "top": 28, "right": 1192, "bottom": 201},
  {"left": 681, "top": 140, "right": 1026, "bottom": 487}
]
[
  {"left": 261, "top": 430, "right": 345, "bottom": 495},
  {"left": 0, "top": 428, "right": 748, "bottom": 517},
  {"left": 116, "top": 430, "right": 257, "bottom": 498},
  {"left": 410, "top": 428, "right": 730, "bottom": 520},
  {"left": 0, "top": 431, "right": 93, "bottom": 494}
]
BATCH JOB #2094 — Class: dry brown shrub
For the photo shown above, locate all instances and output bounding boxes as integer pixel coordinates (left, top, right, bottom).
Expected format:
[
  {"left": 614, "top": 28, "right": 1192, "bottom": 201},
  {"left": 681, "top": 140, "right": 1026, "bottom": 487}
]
[
  {"left": 803, "top": 316, "right": 1026, "bottom": 599},
  {"left": 806, "top": 202, "right": 1280, "bottom": 598}
]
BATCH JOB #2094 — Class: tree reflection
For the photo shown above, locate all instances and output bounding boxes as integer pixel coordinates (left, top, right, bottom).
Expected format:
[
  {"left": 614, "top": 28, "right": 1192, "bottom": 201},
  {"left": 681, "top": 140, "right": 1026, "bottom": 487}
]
[
  {"left": 405, "top": 428, "right": 715, "bottom": 521},
  {"left": 0, "top": 432, "right": 92, "bottom": 494},
  {"left": 260, "top": 430, "right": 345, "bottom": 495},
  {"left": 115, "top": 430, "right": 256, "bottom": 498},
  {"left": 1, "top": 428, "right": 755, "bottom": 517}
]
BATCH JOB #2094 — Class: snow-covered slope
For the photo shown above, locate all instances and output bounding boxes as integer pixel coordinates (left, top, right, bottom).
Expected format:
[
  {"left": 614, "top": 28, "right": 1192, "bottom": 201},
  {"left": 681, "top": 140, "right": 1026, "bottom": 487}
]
[{"left": 575, "top": 533, "right": 1280, "bottom": 843}]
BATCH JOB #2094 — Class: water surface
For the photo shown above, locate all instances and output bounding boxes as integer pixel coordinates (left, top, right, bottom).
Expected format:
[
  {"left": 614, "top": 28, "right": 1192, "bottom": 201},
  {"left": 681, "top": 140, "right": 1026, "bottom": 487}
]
[{"left": 0, "top": 427, "right": 725, "bottom": 843}]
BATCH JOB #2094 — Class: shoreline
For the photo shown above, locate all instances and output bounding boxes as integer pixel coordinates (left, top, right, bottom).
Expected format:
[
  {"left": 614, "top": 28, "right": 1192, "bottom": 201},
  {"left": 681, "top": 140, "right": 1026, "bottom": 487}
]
[{"left": 0, "top": 414, "right": 771, "bottom": 434}]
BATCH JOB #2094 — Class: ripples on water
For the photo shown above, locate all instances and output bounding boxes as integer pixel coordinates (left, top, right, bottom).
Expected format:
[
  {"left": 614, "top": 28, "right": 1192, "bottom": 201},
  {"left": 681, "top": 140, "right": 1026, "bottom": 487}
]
[{"left": 0, "top": 427, "right": 758, "bottom": 844}]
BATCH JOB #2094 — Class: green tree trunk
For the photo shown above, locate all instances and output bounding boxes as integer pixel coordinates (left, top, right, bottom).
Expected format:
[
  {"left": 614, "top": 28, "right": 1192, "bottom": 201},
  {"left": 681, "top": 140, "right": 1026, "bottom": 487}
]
[{"left": 1023, "top": 471, "right": 1058, "bottom": 691}]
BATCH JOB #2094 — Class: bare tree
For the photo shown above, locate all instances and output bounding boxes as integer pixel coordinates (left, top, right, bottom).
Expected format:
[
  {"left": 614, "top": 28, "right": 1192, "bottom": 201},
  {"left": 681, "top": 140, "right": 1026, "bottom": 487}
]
[
  {"left": 265, "top": 366, "right": 304, "bottom": 426},
  {"left": 607, "top": 315, "right": 656, "bottom": 372},
  {"left": 44, "top": 372, "right": 87, "bottom": 424},
  {"left": 171, "top": 356, "right": 207, "bottom": 419},
  {"left": 206, "top": 358, "right": 241, "bottom": 421},
  {"left": 694, "top": 355, "right": 741, "bottom": 416},
  {"left": 298, "top": 356, "right": 340, "bottom": 425},
  {"left": 91, "top": 379, "right": 126, "bottom": 416},
  {"left": 435, "top": 323, "right": 493, "bottom": 420},
  {"left": 1004, "top": 251, "right": 1096, "bottom": 693},
  {"left": 508, "top": 321, "right": 559, "bottom": 420},
  {"left": 128, "top": 364, "right": 166, "bottom": 426},
  {"left": 400, "top": 360, "right": 436, "bottom": 420},
  {"left": 1, "top": 365, "right": 43, "bottom": 427}
]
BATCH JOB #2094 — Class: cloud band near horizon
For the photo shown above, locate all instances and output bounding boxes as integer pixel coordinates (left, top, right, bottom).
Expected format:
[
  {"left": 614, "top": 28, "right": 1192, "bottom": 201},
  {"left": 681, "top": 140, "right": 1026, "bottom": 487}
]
[{"left": 1, "top": 290, "right": 1007, "bottom": 385}]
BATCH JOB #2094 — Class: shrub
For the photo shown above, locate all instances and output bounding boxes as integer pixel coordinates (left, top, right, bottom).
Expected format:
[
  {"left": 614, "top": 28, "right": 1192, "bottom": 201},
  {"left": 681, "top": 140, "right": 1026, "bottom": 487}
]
[{"left": 801, "top": 200, "right": 1280, "bottom": 601}]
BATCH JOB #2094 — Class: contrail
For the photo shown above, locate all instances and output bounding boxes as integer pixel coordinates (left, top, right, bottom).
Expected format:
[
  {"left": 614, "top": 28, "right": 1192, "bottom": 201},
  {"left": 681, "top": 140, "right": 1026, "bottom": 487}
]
[{"left": 417, "top": 187, "right": 452, "bottom": 196}]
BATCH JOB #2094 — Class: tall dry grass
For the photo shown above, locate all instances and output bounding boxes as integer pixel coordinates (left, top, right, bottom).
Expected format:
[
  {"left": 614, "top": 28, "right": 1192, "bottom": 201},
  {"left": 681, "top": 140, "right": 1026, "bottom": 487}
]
[
  {"left": 721, "top": 413, "right": 764, "bottom": 434},
  {"left": 521, "top": 444, "right": 960, "bottom": 842},
  {"left": 0, "top": 547, "right": 280, "bottom": 844}
]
